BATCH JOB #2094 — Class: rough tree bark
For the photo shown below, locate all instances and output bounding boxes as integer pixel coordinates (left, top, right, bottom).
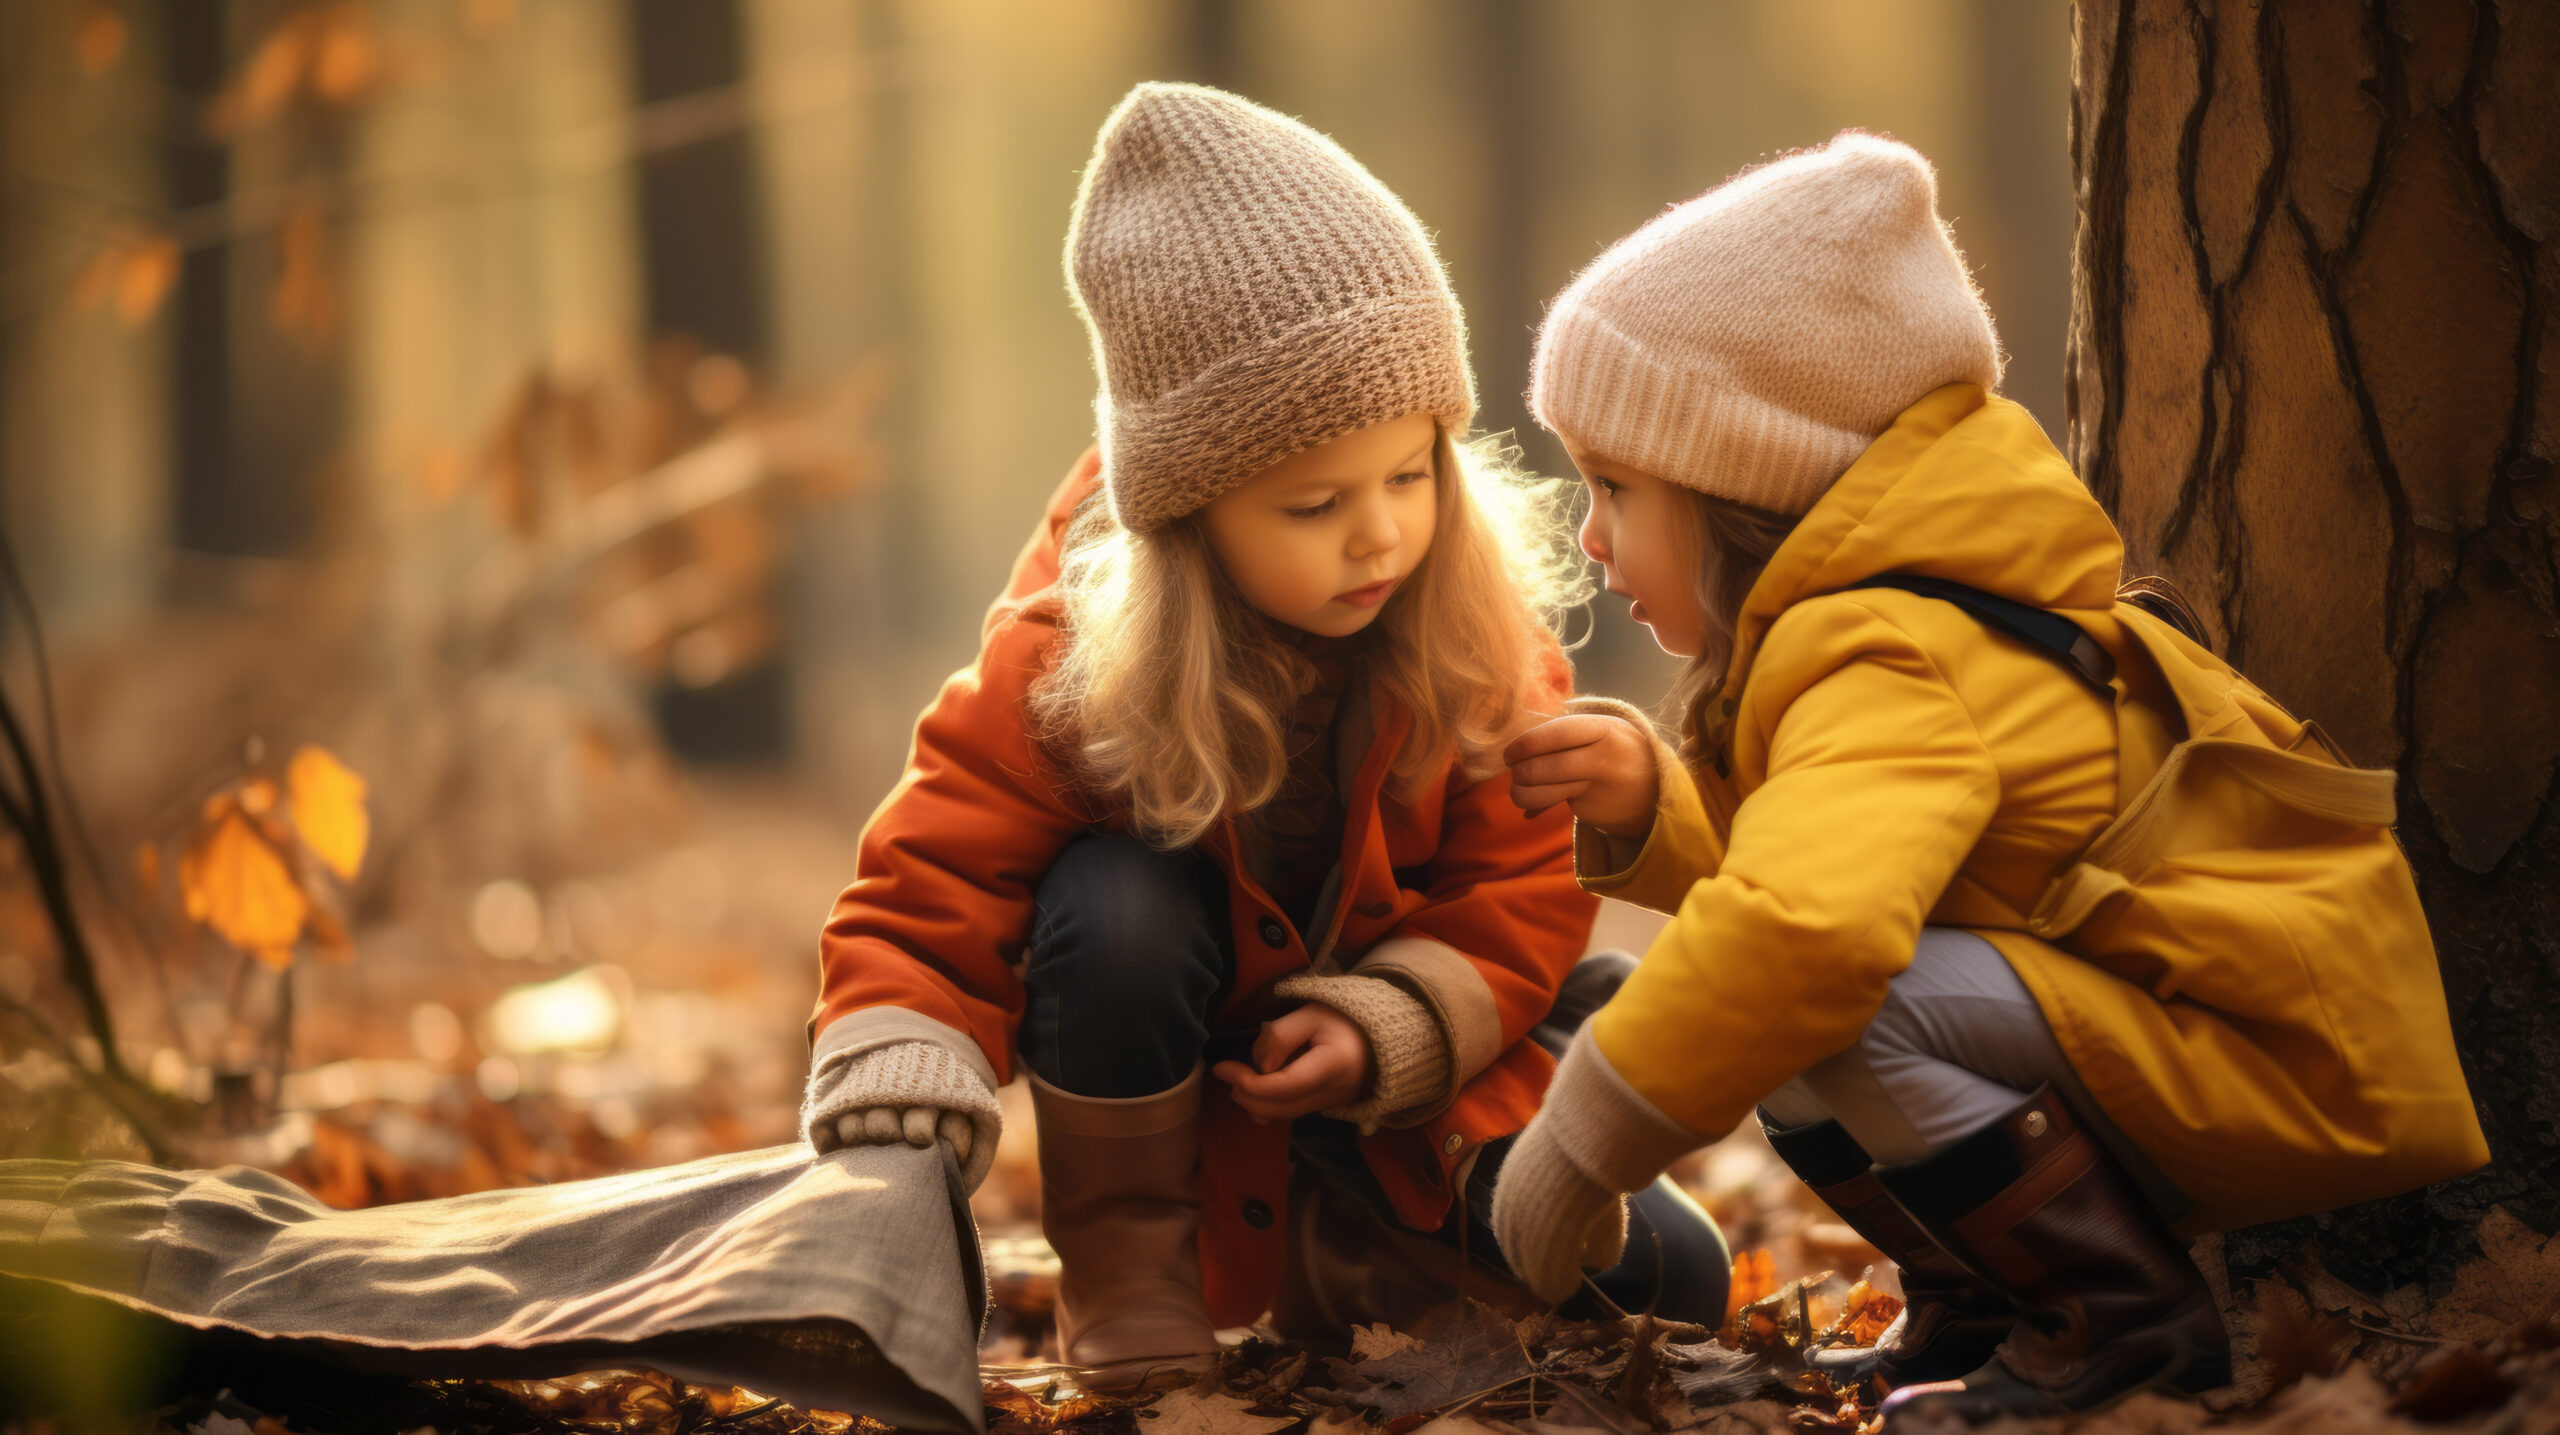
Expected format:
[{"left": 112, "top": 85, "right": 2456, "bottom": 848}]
[{"left": 2066, "top": 0, "right": 2559, "bottom": 1288}]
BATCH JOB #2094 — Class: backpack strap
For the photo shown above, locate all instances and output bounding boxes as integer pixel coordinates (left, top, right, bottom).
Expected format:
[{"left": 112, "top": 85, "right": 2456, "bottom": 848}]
[{"left": 1846, "top": 574, "right": 2117, "bottom": 694}]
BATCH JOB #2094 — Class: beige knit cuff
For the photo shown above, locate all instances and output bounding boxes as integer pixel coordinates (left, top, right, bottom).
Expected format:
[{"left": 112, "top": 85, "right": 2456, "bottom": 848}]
[
  {"left": 1274, "top": 971, "right": 1454, "bottom": 1134},
  {"left": 1544, "top": 1026, "right": 1704, "bottom": 1193},
  {"left": 803, "top": 1010, "right": 1004, "bottom": 1192}
]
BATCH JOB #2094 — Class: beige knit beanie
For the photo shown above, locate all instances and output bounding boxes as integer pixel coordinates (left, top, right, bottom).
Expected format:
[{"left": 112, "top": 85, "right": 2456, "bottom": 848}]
[
  {"left": 1067, "top": 83, "right": 1475, "bottom": 533},
  {"left": 1531, "top": 131, "right": 2001, "bottom": 515}
]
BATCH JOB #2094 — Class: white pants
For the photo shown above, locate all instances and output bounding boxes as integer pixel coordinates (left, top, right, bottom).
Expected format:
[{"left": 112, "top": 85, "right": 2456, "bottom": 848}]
[{"left": 1758, "top": 928, "right": 2188, "bottom": 1219}]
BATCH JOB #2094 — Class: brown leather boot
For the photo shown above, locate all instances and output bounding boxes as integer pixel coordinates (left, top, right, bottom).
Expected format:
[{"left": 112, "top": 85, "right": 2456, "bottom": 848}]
[
  {"left": 1759, "top": 1115, "right": 2016, "bottom": 1386},
  {"left": 1872, "top": 1088, "right": 2229, "bottom": 1426},
  {"left": 1029, "top": 1068, "right": 1221, "bottom": 1387}
]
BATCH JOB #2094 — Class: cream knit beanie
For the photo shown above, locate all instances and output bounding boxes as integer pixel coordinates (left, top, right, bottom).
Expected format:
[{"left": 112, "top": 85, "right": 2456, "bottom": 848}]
[
  {"left": 1531, "top": 131, "right": 2001, "bottom": 515},
  {"left": 1067, "top": 83, "right": 1475, "bottom": 533}
]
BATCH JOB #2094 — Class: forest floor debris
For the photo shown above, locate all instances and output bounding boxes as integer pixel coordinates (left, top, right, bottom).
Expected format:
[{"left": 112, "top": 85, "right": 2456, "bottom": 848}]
[
  {"left": 7, "top": 768, "right": 2558, "bottom": 1434},
  {"left": 6, "top": 1217, "right": 2559, "bottom": 1435}
]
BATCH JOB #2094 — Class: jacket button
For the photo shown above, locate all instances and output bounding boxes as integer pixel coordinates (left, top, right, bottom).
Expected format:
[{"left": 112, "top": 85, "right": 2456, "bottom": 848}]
[
  {"left": 1443, "top": 1133, "right": 1465, "bottom": 1155},
  {"left": 1242, "top": 1197, "right": 1274, "bottom": 1229},
  {"left": 1258, "top": 917, "right": 1287, "bottom": 948}
]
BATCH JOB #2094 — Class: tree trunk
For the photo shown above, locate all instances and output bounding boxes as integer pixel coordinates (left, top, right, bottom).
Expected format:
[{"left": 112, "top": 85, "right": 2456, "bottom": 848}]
[{"left": 2066, "top": 0, "right": 2560, "bottom": 1288}]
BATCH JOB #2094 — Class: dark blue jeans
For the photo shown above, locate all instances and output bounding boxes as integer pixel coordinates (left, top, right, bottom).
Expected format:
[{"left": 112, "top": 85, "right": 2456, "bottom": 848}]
[{"left": 1019, "top": 831, "right": 1730, "bottom": 1325}]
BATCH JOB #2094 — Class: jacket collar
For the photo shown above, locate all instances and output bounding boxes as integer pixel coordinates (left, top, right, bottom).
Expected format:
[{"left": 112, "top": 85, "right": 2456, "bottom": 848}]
[{"left": 1720, "top": 383, "right": 2127, "bottom": 700}]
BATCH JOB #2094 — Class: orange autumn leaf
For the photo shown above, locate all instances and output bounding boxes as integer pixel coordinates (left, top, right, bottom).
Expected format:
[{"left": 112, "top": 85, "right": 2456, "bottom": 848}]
[
  {"left": 1826, "top": 1280, "right": 1904, "bottom": 1348},
  {"left": 288, "top": 744, "right": 369, "bottom": 880},
  {"left": 180, "top": 807, "right": 308, "bottom": 967},
  {"left": 1727, "top": 1247, "right": 1779, "bottom": 1321}
]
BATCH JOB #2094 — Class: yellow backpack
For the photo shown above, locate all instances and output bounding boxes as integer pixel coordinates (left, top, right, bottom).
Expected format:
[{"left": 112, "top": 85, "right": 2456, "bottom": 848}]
[{"left": 1859, "top": 573, "right": 2486, "bottom": 1225}]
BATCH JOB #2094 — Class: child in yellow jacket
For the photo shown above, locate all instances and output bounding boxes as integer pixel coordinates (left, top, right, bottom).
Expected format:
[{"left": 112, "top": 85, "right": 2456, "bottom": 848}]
[{"left": 1487, "top": 132, "right": 2487, "bottom": 1426}]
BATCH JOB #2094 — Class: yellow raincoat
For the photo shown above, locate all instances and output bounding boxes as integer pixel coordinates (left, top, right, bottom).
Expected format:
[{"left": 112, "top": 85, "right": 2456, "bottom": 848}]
[{"left": 1583, "top": 383, "right": 2486, "bottom": 1234}]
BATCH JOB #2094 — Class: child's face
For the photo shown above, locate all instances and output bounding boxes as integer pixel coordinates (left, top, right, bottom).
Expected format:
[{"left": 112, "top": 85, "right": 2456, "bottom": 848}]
[
  {"left": 1570, "top": 449, "right": 1709, "bottom": 658},
  {"left": 1202, "top": 412, "right": 1440, "bottom": 638}
]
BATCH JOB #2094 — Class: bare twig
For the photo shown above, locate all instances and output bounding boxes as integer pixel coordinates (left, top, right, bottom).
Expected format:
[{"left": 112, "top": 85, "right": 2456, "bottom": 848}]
[
  {"left": 0, "top": 526, "right": 137, "bottom": 1085},
  {"left": 0, "top": 516, "right": 188, "bottom": 1057},
  {"left": 0, "top": 671, "right": 130, "bottom": 1086},
  {"left": 2349, "top": 1319, "right": 2453, "bottom": 1346}
]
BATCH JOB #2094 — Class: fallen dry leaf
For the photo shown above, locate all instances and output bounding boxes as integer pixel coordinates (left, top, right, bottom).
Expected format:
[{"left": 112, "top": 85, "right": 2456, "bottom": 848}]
[
  {"left": 180, "top": 804, "right": 308, "bottom": 968},
  {"left": 983, "top": 1376, "right": 1143, "bottom": 1435},
  {"left": 1320, "top": 1299, "right": 1542, "bottom": 1422},
  {"left": 2250, "top": 1278, "right": 2356, "bottom": 1400},
  {"left": 1663, "top": 1342, "right": 1788, "bottom": 1407},
  {"left": 2387, "top": 1343, "right": 2515, "bottom": 1423},
  {"left": 1354, "top": 1323, "right": 1427, "bottom": 1363},
  {"left": 1682, "top": 1402, "right": 1794, "bottom": 1434},
  {"left": 1817, "top": 1282, "right": 1900, "bottom": 1350},
  {"left": 2251, "top": 1365, "right": 2437, "bottom": 1434},
  {"left": 1727, "top": 1249, "right": 1778, "bottom": 1322},
  {"left": 1140, "top": 1382, "right": 1298, "bottom": 1435},
  {"left": 2423, "top": 1209, "right": 2560, "bottom": 1346}
]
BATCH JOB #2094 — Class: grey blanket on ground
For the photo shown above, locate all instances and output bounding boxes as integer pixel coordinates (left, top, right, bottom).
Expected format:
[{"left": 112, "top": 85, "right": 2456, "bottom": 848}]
[{"left": 0, "top": 1143, "right": 988, "bottom": 1432}]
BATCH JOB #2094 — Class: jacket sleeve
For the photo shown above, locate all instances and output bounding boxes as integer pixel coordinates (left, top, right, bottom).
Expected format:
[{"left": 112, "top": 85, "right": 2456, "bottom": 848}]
[
  {"left": 811, "top": 612, "right": 1089, "bottom": 1084},
  {"left": 1352, "top": 646, "right": 1599, "bottom": 1105},
  {"left": 810, "top": 454, "right": 1103, "bottom": 1079},
  {"left": 1588, "top": 600, "right": 2002, "bottom": 1137}
]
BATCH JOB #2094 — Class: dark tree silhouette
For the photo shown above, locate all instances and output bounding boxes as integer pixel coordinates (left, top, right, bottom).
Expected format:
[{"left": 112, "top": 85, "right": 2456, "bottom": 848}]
[{"left": 2065, "top": 0, "right": 2559, "bottom": 1287}]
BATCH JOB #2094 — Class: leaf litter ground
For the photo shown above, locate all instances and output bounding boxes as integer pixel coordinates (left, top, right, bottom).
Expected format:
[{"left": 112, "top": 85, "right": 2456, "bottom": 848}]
[
  {"left": 15, "top": 1216, "right": 2560, "bottom": 1435},
  {"left": 9, "top": 765, "right": 2559, "bottom": 1435}
]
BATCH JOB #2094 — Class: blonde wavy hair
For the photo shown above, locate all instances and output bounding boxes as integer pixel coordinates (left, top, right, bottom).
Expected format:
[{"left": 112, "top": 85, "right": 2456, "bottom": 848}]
[{"left": 1031, "top": 429, "right": 1588, "bottom": 849}]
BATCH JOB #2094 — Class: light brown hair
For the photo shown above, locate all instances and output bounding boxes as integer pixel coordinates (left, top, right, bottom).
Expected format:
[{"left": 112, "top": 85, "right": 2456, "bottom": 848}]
[
  {"left": 1032, "top": 431, "right": 1587, "bottom": 849},
  {"left": 1663, "top": 490, "right": 1800, "bottom": 772}
]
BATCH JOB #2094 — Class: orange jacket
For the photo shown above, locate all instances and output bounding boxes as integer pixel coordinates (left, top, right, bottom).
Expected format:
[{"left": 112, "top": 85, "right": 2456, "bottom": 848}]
[{"left": 813, "top": 450, "right": 1596, "bottom": 1324}]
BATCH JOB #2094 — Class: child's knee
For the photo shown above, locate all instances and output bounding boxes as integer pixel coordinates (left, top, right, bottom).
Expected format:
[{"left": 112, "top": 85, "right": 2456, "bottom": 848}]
[{"left": 1027, "top": 833, "right": 1229, "bottom": 1008}]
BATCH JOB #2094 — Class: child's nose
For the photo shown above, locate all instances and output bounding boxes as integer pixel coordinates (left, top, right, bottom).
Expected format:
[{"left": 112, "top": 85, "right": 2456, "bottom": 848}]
[
  {"left": 1577, "top": 507, "right": 1611, "bottom": 565},
  {"left": 1350, "top": 494, "right": 1402, "bottom": 556}
]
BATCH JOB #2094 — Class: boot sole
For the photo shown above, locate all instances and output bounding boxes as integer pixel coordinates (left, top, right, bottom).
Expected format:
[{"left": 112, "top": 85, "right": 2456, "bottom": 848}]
[{"left": 1882, "top": 1331, "right": 2231, "bottom": 1428}]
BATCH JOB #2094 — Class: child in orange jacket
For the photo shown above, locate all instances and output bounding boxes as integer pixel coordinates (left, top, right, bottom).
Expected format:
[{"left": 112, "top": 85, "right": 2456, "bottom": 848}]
[
  {"left": 1488, "top": 133, "right": 2484, "bottom": 1426},
  {"left": 801, "top": 84, "right": 1727, "bottom": 1381}
]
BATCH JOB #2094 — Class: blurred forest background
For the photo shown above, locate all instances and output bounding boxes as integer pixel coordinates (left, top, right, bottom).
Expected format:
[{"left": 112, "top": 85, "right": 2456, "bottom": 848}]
[{"left": 0, "top": 0, "right": 2068, "bottom": 1307}]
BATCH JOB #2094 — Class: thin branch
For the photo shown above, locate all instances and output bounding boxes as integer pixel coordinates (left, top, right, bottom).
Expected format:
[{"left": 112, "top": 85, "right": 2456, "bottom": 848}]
[
  {"left": 0, "top": 533, "right": 132, "bottom": 1086},
  {"left": 0, "top": 514, "right": 187, "bottom": 1058},
  {"left": 2349, "top": 1319, "right": 2452, "bottom": 1345}
]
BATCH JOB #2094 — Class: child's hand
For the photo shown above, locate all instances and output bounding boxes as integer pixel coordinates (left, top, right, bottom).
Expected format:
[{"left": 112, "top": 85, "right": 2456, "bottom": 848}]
[
  {"left": 1502, "top": 714, "right": 1660, "bottom": 839},
  {"left": 1211, "top": 1003, "right": 1375, "bottom": 1123}
]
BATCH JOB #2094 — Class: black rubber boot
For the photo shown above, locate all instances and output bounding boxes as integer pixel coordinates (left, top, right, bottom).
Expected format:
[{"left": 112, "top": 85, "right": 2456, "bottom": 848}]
[
  {"left": 1873, "top": 1087, "right": 2229, "bottom": 1428},
  {"left": 1759, "top": 1114, "right": 2016, "bottom": 1386}
]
